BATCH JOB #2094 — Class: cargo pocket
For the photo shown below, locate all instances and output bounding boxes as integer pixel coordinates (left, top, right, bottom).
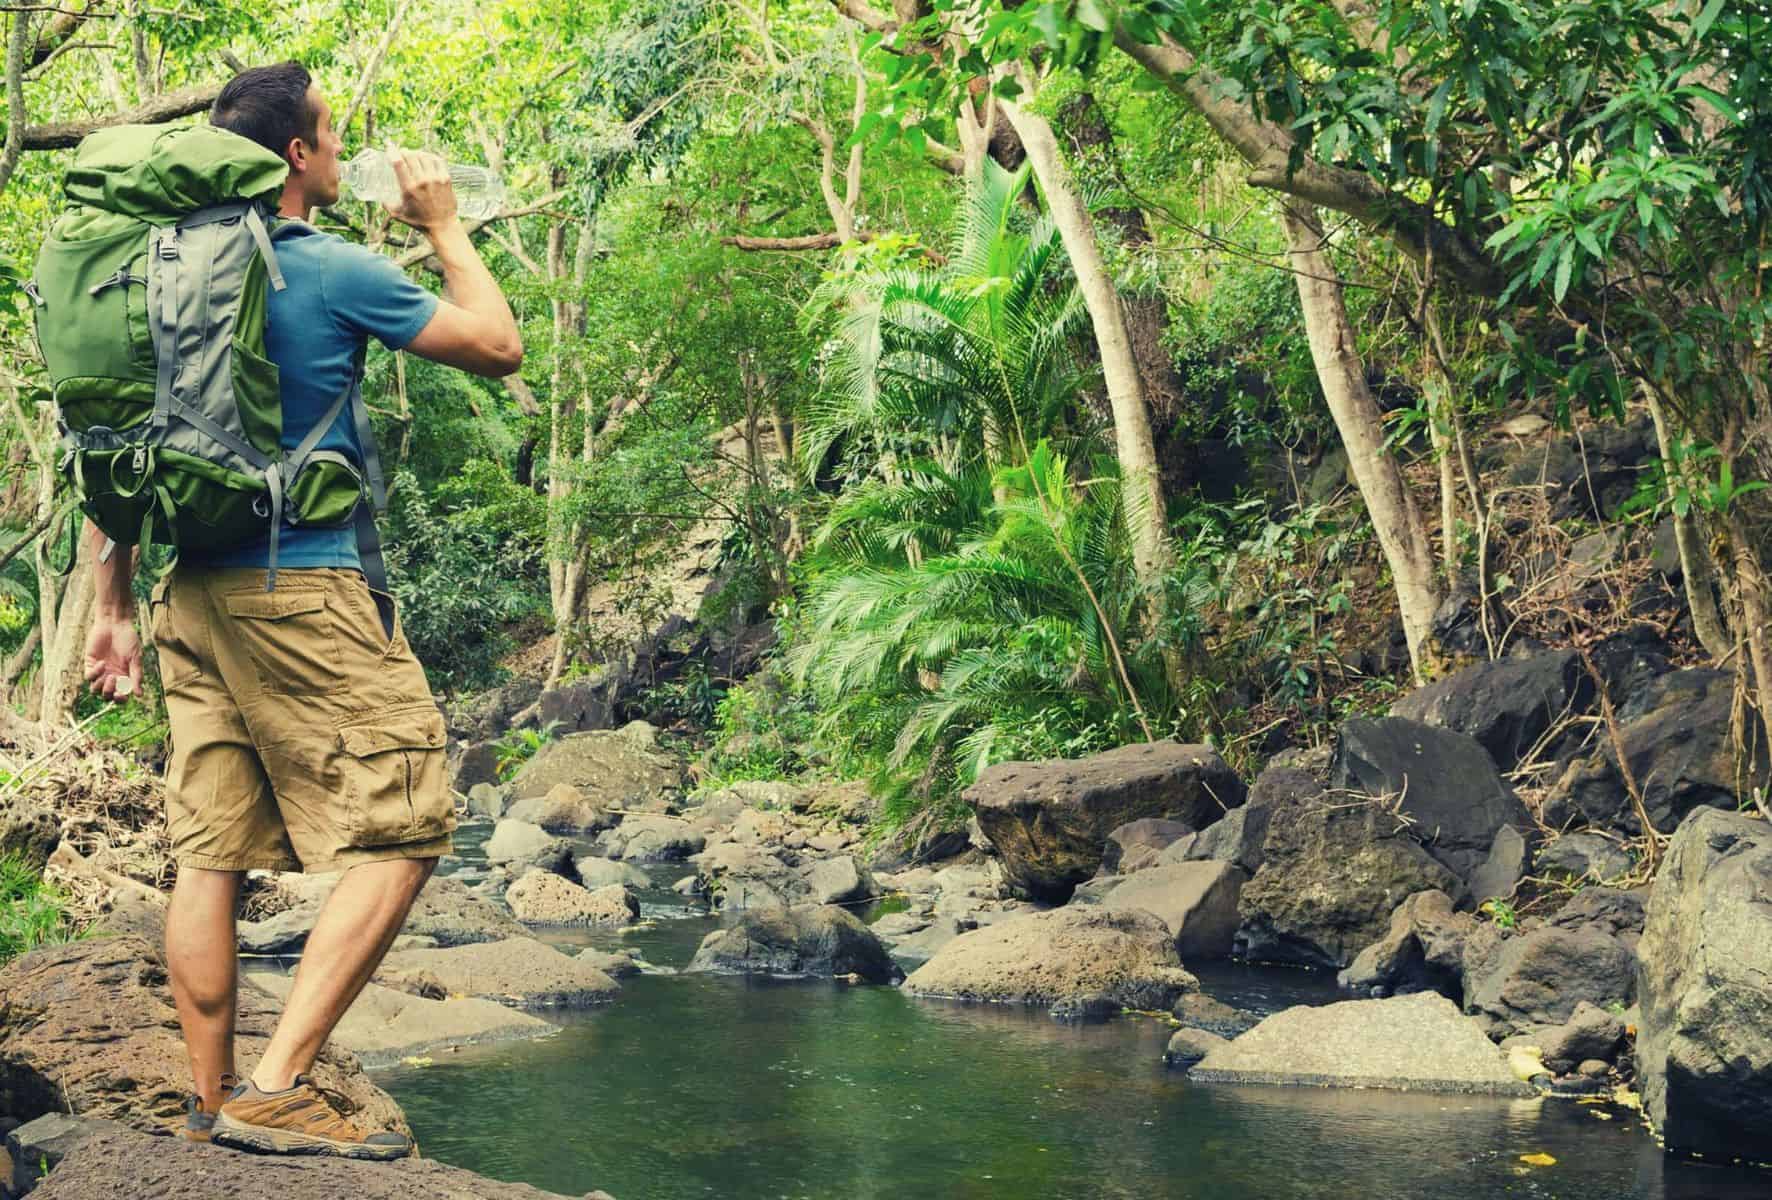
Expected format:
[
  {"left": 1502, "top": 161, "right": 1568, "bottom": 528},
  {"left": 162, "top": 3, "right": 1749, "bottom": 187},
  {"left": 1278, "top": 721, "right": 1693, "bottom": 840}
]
[
  {"left": 223, "top": 588, "right": 344, "bottom": 694},
  {"left": 334, "top": 704, "right": 452, "bottom": 847},
  {"left": 147, "top": 575, "right": 201, "bottom": 690}
]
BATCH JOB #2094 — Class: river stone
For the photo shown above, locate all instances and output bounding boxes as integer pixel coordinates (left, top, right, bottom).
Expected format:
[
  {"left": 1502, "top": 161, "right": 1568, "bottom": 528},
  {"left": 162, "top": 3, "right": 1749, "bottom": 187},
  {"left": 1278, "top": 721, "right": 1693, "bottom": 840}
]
[
  {"left": 605, "top": 814, "right": 704, "bottom": 862},
  {"left": 903, "top": 906, "right": 1199, "bottom": 1013},
  {"left": 686, "top": 906, "right": 902, "bottom": 981},
  {"left": 236, "top": 875, "right": 526, "bottom": 954},
  {"left": 721, "top": 779, "right": 812, "bottom": 812},
  {"left": 1102, "top": 818, "right": 1194, "bottom": 874},
  {"left": 1534, "top": 832, "right": 1635, "bottom": 883},
  {"left": 806, "top": 855, "right": 874, "bottom": 904},
  {"left": 577, "top": 947, "right": 641, "bottom": 979},
  {"left": 889, "top": 916, "right": 971, "bottom": 964},
  {"left": 1237, "top": 798, "right": 1461, "bottom": 969},
  {"left": 1637, "top": 807, "right": 1772, "bottom": 1163},
  {"left": 506, "top": 870, "right": 639, "bottom": 925},
  {"left": 1337, "top": 889, "right": 1474, "bottom": 999},
  {"left": 0, "top": 937, "right": 408, "bottom": 1137},
  {"left": 1548, "top": 885, "right": 1647, "bottom": 944},
  {"left": 450, "top": 740, "right": 502, "bottom": 792},
  {"left": 695, "top": 841, "right": 799, "bottom": 910},
  {"left": 1389, "top": 650, "right": 1592, "bottom": 770},
  {"left": 1191, "top": 993, "right": 1534, "bottom": 1096},
  {"left": 967, "top": 741, "right": 1246, "bottom": 903},
  {"left": 574, "top": 855, "right": 652, "bottom": 890},
  {"left": 683, "top": 793, "right": 747, "bottom": 833},
  {"left": 484, "top": 819, "right": 573, "bottom": 874},
  {"left": 376, "top": 937, "right": 619, "bottom": 1008},
  {"left": 1467, "top": 824, "right": 1528, "bottom": 905},
  {"left": 1333, "top": 717, "right": 1534, "bottom": 883},
  {"left": 1171, "top": 992, "right": 1259, "bottom": 1038},
  {"left": 25, "top": 1123, "right": 605, "bottom": 1199},
  {"left": 465, "top": 781, "right": 505, "bottom": 820},
  {"left": 1501, "top": 1001, "right": 1626, "bottom": 1075},
  {"left": 1544, "top": 669, "right": 1770, "bottom": 835},
  {"left": 731, "top": 807, "right": 794, "bottom": 846},
  {"left": 246, "top": 970, "right": 554, "bottom": 1068},
  {"left": 1461, "top": 923, "right": 1637, "bottom": 1038},
  {"left": 504, "top": 783, "right": 616, "bottom": 834},
  {"left": 507, "top": 721, "right": 686, "bottom": 807},
  {"left": 1167, "top": 803, "right": 1272, "bottom": 876},
  {"left": 1164, "top": 1028, "right": 1228, "bottom": 1069},
  {"left": 1098, "top": 861, "right": 1246, "bottom": 960}
]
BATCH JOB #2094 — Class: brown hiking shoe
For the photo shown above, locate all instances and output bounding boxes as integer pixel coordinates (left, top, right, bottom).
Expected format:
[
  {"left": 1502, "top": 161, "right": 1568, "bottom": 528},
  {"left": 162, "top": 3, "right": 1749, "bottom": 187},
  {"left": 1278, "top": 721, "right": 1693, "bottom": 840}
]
[
  {"left": 212, "top": 1074, "right": 412, "bottom": 1160},
  {"left": 181, "top": 1072, "right": 239, "bottom": 1142}
]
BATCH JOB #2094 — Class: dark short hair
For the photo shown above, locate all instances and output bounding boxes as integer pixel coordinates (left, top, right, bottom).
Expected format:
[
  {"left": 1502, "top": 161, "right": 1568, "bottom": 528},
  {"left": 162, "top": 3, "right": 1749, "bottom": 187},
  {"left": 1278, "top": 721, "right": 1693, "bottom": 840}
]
[{"left": 210, "top": 61, "right": 320, "bottom": 161}]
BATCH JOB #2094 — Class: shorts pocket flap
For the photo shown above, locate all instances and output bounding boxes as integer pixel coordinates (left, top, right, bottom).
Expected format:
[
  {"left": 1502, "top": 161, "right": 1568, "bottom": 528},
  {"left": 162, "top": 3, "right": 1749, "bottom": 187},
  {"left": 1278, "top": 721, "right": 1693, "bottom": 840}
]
[
  {"left": 337, "top": 707, "right": 446, "bottom": 757},
  {"left": 225, "top": 590, "right": 327, "bottom": 621}
]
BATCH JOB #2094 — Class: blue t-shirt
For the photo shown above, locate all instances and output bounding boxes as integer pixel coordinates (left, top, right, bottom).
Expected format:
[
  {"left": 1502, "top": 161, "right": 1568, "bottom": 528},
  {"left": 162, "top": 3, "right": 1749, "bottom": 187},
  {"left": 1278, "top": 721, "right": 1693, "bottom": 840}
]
[{"left": 182, "top": 226, "right": 438, "bottom": 570}]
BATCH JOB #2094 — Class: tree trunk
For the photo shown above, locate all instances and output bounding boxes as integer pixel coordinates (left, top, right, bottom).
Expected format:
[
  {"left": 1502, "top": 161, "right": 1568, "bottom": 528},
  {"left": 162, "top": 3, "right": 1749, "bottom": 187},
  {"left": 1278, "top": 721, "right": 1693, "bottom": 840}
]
[
  {"left": 1001, "top": 95, "right": 1178, "bottom": 666},
  {"left": 1281, "top": 204, "right": 1442, "bottom": 677},
  {"left": 36, "top": 538, "right": 93, "bottom": 730},
  {"left": 1646, "top": 390, "right": 1731, "bottom": 659}
]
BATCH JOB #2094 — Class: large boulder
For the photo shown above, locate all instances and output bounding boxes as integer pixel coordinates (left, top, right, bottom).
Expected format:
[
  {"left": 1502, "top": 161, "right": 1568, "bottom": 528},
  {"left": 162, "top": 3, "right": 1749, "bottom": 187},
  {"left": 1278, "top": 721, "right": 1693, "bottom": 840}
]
[
  {"left": 1390, "top": 650, "right": 1592, "bottom": 770},
  {"left": 1502, "top": 412, "right": 1654, "bottom": 521},
  {"left": 805, "top": 855, "right": 875, "bottom": 905},
  {"left": 22, "top": 1123, "right": 604, "bottom": 1199},
  {"left": 686, "top": 906, "right": 901, "bottom": 981},
  {"left": 1461, "top": 922, "right": 1637, "bottom": 1038},
  {"left": 375, "top": 937, "right": 619, "bottom": 1009},
  {"left": 1545, "top": 669, "right": 1770, "bottom": 834},
  {"left": 1534, "top": 832, "right": 1636, "bottom": 884},
  {"left": 1101, "top": 818, "right": 1194, "bottom": 874},
  {"left": 573, "top": 855, "right": 652, "bottom": 890},
  {"left": 1190, "top": 993, "right": 1534, "bottom": 1097},
  {"left": 1333, "top": 717, "right": 1534, "bottom": 883},
  {"left": 449, "top": 739, "right": 502, "bottom": 792},
  {"left": 236, "top": 875, "right": 526, "bottom": 954},
  {"left": 603, "top": 814, "right": 704, "bottom": 862},
  {"left": 507, "top": 721, "right": 686, "bottom": 807},
  {"left": 0, "top": 937, "right": 407, "bottom": 1137},
  {"left": 503, "top": 783, "right": 617, "bottom": 835},
  {"left": 483, "top": 819, "right": 573, "bottom": 874},
  {"left": 967, "top": 742, "right": 1246, "bottom": 902},
  {"left": 245, "top": 971, "right": 554, "bottom": 1068},
  {"left": 1637, "top": 808, "right": 1772, "bottom": 1163},
  {"left": 903, "top": 906, "right": 1199, "bottom": 1014},
  {"left": 1337, "top": 889, "right": 1475, "bottom": 1000},
  {"left": 505, "top": 870, "right": 639, "bottom": 925},
  {"left": 1098, "top": 861, "right": 1246, "bottom": 960},
  {"left": 695, "top": 842, "right": 801, "bottom": 910},
  {"left": 1237, "top": 797, "right": 1461, "bottom": 969}
]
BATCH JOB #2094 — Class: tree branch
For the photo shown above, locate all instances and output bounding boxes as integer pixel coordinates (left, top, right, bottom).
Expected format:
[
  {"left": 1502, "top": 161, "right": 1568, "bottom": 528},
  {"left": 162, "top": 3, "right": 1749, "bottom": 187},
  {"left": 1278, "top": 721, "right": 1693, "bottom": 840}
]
[
  {"left": 335, "top": 0, "right": 411, "bottom": 141},
  {"left": 828, "top": 0, "right": 897, "bottom": 33},
  {"left": 393, "top": 189, "right": 568, "bottom": 269},
  {"left": 20, "top": 80, "right": 219, "bottom": 149},
  {"left": 0, "top": 10, "right": 31, "bottom": 198},
  {"left": 1113, "top": 27, "right": 1505, "bottom": 297}
]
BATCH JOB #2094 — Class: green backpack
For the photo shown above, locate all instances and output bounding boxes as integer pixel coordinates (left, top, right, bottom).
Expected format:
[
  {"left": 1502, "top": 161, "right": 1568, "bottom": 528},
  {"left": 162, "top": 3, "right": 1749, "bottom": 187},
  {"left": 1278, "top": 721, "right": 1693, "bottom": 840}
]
[{"left": 26, "top": 122, "right": 391, "bottom": 612}]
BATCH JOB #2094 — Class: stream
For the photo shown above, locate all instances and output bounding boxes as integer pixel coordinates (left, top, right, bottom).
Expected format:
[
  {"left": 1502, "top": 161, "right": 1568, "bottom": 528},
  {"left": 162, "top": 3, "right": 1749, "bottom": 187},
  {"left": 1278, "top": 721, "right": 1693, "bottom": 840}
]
[{"left": 372, "top": 820, "right": 1771, "bottom": 1200}]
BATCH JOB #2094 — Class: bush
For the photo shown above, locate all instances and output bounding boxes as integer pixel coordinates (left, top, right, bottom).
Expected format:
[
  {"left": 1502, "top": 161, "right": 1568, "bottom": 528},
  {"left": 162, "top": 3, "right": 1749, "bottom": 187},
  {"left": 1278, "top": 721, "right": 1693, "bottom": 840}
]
[{"left": 0, "top": 854, "right": 83, "bottom": 966}]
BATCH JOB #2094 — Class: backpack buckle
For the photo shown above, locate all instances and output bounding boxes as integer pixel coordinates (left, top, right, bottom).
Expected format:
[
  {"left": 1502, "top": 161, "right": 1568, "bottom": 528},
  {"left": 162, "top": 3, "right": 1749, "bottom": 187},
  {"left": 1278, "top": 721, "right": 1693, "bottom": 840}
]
[
  {"left": 131, "top": 445, "right": 147, "bottom": 473},
  {"left": 23, "top": 280, "right": 43, "bottom": 306},
  {"left": 156, "top": 229, "right": 180, "bottom": 260}
]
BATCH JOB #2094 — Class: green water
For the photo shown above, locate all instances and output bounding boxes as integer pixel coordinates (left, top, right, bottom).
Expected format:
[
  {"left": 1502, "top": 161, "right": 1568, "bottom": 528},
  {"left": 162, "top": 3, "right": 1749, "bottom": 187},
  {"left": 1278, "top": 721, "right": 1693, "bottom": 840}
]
[{"left": 383, "top": 832, "right": 1769, "bottom": 1200}]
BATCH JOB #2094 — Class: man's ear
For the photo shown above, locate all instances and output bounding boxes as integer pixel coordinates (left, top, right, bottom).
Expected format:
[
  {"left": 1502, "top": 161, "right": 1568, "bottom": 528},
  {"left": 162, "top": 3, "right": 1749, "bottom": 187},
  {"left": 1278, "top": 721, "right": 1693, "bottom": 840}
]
[{"left": 284, "top": 136, "right": 310, "bottom": 174}]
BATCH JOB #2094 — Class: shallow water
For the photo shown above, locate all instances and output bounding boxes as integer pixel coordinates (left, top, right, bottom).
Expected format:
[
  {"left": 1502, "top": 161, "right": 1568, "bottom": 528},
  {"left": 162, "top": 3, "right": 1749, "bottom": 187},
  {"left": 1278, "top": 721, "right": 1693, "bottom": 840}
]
[{"left": 381, "top": 826, "right": 1769, "bottom": 1200}]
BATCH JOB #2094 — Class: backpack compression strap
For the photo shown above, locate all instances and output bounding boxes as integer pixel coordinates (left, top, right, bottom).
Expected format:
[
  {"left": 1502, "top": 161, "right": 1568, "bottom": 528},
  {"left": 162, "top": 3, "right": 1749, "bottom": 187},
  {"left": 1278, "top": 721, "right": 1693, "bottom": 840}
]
[{"left": 263, "top": 345, "right": 395, "bottom": 642}]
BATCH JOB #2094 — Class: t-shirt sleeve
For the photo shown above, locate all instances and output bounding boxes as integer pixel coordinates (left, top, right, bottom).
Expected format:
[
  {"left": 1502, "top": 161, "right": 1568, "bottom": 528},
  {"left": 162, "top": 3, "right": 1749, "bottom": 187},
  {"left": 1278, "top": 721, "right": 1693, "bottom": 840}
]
[{"left": 320, "top": 240, "right": 441, "bottom": 351}]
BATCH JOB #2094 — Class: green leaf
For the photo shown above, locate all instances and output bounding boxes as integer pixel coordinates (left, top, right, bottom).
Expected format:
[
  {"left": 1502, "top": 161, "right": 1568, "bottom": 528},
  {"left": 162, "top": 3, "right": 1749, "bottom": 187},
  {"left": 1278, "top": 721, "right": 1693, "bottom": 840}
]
[
  {"left": 1692, "top": 0, "right": 1725, "bottom": 41},
  {"left": 1075, "top": 0, "right": 1111, "bottom": 33},
  {"left": 1553, "top": 240, "right": 1575, "bottom": 302},
  {"left": 1425, "top": 79, "right": 1452, "bottom": 138}
]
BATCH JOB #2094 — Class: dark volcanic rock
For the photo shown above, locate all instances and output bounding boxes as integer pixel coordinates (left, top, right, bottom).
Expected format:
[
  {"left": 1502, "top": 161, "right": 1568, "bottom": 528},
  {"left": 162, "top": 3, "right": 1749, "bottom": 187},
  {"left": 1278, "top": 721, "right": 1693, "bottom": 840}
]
[
  {"left": 23, "top": 1123, "right": 599, "bottom": 1199},
  {"left": 1390, "top": 650, "right": 1592, "bottom": 770},
  {"left": 1544, "top": 669, "right": 1769, "bottom": 834},
  {"left": 1534, "top": 832, "right": 1636, "bottom": 884},
  {"left": 0, "top": 937, "right": 406, "bottom": 1139},
  {"left": 1337, "top": 889, "right": 1475, "bottom": 1000},
  {"left": 1098, "top": 861, "right": 1246, "bottom": 960},
  {"left": 1637, "top": 808, "right": 1772, "bottom": 1164},
  {"left": 1462, "top": 923, "right": 1637, "bottom": 1038},
  {"left": 1101, "top": 818, "right": 1194, "bottom": 874},
  {"left": 967, "top": 741, "right": 1245, "bottom": 902},
  {"left": 1237, "top": 799, "right": 1462, "bottom": 969},
  {"left": 1503, "top": 413, "right": 1654, "bottom": 521},
  {"left": 687, "top": 906, "right": 902, "bottom": 982},
  {"left": 449, "top": 739, "right": 502, "bottom": 792},
  {"left": 1333, "top": 717, "right": 1534, "bottom": 882}
]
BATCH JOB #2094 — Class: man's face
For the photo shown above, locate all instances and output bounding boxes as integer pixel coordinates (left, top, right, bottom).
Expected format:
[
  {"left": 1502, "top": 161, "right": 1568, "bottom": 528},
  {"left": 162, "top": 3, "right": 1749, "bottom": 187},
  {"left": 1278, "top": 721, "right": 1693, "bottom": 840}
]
[{"left": 289, "top": 85, "right": 344, "bottom": 207}]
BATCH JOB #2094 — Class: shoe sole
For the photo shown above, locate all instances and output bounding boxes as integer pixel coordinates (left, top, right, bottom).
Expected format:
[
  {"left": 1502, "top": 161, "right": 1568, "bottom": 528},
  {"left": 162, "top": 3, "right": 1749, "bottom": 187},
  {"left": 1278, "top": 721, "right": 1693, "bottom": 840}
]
[{"left": 211, "top": 1111, "right": 410, "bottom": 1161}]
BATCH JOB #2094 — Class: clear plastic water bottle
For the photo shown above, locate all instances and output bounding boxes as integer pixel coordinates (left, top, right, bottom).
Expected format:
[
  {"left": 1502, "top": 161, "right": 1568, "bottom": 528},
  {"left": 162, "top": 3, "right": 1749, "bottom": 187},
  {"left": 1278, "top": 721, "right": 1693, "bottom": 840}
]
[{"left": 340, "top": 148, "right": 507, "bottom": 221}]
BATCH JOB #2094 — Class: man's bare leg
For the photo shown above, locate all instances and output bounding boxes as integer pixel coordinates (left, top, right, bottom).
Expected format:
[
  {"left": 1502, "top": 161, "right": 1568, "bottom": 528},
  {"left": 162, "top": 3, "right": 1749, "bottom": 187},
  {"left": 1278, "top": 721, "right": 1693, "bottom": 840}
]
[
  {"left": 249, "top": 856, "right": 437, "bottom": 1091},
  {"left": 164, "top": 866, "right": 245, "bottom": 1114}
]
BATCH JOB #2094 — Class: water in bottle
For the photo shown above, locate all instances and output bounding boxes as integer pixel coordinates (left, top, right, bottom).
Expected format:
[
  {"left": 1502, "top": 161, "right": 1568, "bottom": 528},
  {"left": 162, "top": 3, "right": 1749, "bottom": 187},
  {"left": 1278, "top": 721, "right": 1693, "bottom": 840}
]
[{"left": 340, "top": 148, "right": 507, "bottom": 221}]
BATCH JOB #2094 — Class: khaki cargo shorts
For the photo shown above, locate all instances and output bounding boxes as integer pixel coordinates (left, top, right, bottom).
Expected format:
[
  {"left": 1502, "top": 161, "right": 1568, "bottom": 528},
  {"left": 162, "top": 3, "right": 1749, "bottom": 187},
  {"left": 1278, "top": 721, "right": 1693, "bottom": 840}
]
[{"left": 149, "top": 565, "right": 456, "bottom": 874}]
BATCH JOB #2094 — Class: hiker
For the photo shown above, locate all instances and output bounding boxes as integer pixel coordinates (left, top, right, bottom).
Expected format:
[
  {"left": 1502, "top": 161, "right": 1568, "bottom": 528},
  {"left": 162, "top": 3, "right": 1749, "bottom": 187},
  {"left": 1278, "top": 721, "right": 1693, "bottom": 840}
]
[{"left": 77, "top": 62, "right": 522, "bottom": 1158}]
